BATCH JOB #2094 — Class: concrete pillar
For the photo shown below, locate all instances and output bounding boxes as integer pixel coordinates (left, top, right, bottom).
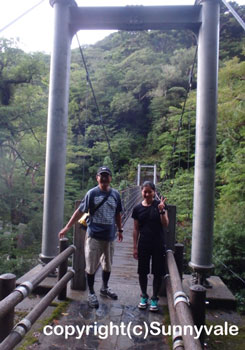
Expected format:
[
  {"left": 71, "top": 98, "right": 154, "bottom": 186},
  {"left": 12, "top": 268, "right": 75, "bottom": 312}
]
[
  {"left": 40, "top": 0, "right": 75, "bottom": 263},
  {"left": 190, "top": 0, "right": 220, "bottom": 272}
]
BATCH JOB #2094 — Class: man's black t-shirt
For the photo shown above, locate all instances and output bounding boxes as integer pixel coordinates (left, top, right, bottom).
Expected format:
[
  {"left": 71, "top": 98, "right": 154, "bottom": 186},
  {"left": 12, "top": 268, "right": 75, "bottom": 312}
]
[{"left": 132, "top": 199, "right": 165, "bottom": 247}]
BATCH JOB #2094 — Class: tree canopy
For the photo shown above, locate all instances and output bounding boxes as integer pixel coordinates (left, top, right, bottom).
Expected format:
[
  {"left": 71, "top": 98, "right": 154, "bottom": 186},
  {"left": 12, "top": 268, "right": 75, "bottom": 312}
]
[{"left": 0, "top": 1, "right": 244, "bottom": 309}]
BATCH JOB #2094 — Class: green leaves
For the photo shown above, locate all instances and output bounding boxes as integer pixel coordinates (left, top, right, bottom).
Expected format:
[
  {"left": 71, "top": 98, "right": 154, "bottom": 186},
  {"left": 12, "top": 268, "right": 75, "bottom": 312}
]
[{"left": 0, "top": 3, "right": 244, "bottom": 291}]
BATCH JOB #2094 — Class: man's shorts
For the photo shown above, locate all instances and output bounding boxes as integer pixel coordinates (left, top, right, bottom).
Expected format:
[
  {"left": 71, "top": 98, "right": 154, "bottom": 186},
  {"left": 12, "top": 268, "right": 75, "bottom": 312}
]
[{"left": 85, "top": 235, "right": 114, "bottom": 275}]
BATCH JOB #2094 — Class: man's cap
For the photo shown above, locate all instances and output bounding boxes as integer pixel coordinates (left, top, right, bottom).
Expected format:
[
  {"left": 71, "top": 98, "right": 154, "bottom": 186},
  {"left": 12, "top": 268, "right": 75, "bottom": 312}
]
[{"left": 97, "top": 166, "right": 112, "bottom": 176}]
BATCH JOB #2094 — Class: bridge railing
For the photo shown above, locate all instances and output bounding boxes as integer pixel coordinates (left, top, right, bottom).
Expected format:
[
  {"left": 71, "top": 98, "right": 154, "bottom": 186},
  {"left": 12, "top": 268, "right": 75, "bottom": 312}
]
[
  {"left": 0, "top": 238, "right": 75, "bottom": 350},
  {"left": 166, "top": 249, "right": 204, "bottom": 350},
  {"left": 120, "top": 185, "right": 142, "bottom": 226}
]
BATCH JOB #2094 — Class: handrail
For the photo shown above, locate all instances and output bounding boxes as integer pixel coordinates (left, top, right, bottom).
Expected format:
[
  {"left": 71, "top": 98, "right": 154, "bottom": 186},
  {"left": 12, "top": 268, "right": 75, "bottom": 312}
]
[
  {"left": 165, "top": 274, "right": 184, "bottom": 350},
  {"left": 0, "top": 270, "right": 74, "bottom": 350},
  {"left": 0, "top": 244, "right": 76, "bottom": 320},
  {"left": 120, "top": 185, "right": 141, "bottom": 225},
  {"left": 166, "top": 250, "right": 203, "bottom": 350}
]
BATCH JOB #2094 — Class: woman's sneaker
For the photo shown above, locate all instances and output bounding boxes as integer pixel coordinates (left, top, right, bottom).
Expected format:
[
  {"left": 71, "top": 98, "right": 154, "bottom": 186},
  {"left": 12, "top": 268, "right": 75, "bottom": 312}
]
[
  {"left": 100, "top": 287, "right": 118, "bottom": 300},
  {"left": 88, "top": 293, "right": 99, "bottom": 308},
  {"left": 149, "top": 297, "right": 159, "bottom": 312},
  {"left": 138, "top": 294, "right": 148, "bottom": 309}
]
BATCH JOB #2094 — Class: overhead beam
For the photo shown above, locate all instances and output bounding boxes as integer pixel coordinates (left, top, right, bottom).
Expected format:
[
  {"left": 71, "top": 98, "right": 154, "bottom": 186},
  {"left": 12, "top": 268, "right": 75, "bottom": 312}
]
[{"left": 70, "top": 6, "right": 202, "bottom": 32}]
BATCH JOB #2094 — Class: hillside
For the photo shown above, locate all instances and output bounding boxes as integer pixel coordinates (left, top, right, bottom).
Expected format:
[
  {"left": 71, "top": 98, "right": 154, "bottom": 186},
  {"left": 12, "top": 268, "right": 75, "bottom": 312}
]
[{"left": 0, "top": 1, "right": 244, "bottom": 310}]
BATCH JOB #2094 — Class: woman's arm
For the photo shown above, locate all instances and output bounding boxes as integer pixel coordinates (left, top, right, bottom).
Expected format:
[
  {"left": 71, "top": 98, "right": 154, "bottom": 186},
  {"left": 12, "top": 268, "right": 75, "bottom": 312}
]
[
  {"left": 160, "top": 210, "right": 169, "bottom": 227},
  {"left": 133, "top": 219, "right": 140, "bottom": 259},
  {"left": 158, "top": 197, "right": 169, "bottom": 227}
]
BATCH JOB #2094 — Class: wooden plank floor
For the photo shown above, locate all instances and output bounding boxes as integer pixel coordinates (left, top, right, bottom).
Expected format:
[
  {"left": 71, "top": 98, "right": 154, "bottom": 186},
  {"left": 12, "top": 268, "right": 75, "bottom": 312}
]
[
  {"left": 95, "top": 216, "right": 153, "bottom": 287},
  {"left": 33, "top": 216, "right": 169, "bottom": 350},
  {"left": 95, "top": 217, "right": 139, "bottom": 286}
]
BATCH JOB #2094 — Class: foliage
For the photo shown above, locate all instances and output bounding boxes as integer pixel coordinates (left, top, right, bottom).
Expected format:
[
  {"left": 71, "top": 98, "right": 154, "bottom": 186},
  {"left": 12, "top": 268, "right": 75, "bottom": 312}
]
[
  {"left": 0, "top": 2, "right": 244, "bottom": 308},
  {"left": 0, "top": 231, "right": 39, "bottom": 277}
]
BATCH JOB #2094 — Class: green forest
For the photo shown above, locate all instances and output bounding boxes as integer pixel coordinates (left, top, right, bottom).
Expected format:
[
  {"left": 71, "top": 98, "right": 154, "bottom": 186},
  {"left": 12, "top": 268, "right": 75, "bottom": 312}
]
[{"left": 0, "top": 2, "right": 244, "bottom": 310}]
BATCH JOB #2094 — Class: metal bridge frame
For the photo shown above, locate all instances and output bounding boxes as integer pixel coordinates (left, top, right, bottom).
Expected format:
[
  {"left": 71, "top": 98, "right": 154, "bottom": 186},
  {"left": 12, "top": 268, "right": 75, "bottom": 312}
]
[
  {"left": 137, "top": 164, "right": 157, "bottom": 186},
  {"left": 41, "top": 0, "right": 220, "bottom": 277}
]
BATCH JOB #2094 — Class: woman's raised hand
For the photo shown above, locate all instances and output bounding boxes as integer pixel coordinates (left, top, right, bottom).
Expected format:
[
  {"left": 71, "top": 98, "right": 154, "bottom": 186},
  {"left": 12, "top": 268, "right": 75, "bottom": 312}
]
[{"left": 158, "top": 196, "right": 167, "bottom": 212}]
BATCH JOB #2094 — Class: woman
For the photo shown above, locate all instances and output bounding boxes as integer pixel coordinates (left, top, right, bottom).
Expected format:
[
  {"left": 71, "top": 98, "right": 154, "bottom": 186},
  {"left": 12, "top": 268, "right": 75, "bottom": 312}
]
[{"left": 132, "top": 181, "right": 169, "bottom": 311}]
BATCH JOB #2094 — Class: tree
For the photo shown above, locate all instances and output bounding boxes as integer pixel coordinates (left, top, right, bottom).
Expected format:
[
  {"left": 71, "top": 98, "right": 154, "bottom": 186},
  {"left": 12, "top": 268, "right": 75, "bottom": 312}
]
[{"left": 0, "top": 38, "right": 48, "bottom": 224}]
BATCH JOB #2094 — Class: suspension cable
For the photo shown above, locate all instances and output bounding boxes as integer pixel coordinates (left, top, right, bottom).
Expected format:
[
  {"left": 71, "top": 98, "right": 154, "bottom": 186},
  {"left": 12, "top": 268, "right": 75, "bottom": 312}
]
[
  {"left": 187, "top": 110, "right": 191, "bottom": 171},
  {"left": 75, "top": 34, "right": 115, "bottom": 170},
  {"left": 82, "top": 81, "right": 89, "bottom": 189},
  {"left": 213, "top": 255, "right": 245, "bottom": 286},
  {"left": 221, "top": 0, "right": 245, "bottom": 31},
  {"left": 165, "top": 45, "right": 198, "bottom": 181},
  {"left": 0, "top": 0, "right": 45, "bottom": 33}
]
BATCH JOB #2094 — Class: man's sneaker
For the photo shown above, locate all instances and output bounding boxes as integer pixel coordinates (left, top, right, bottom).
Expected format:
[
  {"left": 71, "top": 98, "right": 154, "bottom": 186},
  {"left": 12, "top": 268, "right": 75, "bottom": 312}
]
[
  {"left": 100, "top": 287, "right": 118, "bottom": 300},
  {"left": 138, "top": 295, "right": 148, "bottom": 309},
  {"left": 149, "top": 297, "right": 159, "bottom": 312},
  {"left": 88, "top": 293, "right": 99, "bottom": 308}
]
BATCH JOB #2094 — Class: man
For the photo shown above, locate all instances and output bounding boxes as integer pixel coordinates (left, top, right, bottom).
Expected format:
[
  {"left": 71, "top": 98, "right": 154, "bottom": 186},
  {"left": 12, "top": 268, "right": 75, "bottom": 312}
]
[{"left": 58, "top": 166, "right": 123, "bottom": 308}]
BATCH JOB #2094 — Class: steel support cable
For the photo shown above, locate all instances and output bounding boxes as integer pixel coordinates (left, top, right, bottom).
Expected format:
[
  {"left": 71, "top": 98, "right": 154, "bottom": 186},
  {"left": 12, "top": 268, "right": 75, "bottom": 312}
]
[
  {"left": 171, "top": 46, "right": 197, "bottom": 161},
  {"left": 187, "top": 111, "right": 191, "bottom": 170},
  {"left": 122, "top": 187, "right": 141, "bottom": 207},
  {"left": 213, "top": 255, "right": 245, "bottom": 286},
  {"left": 163, "top": 45, "right": 198, "bottom": 182},
  {"left": 121, "top": 186, "right": 141, "bottom": 225},
  {"left": 75, "top": 34, "right": 115, "bottom": 170},
  {"left": 122, "top": 193, "right": 141, "bottom": 216},
  {"left": 0, "top": 0, "right": 45, "bottom": 33},
  {"left": 121, "top": 190, "right": 140, "bottom": 214},
  {"left": 82, "top": 82, "right": 89, "bottom": 189},
  {"left": 126, "top": 191, "right": 141, "bottom": 209},
  {"left": 221, "top": 0, "right": 245, "bottom": 31}
]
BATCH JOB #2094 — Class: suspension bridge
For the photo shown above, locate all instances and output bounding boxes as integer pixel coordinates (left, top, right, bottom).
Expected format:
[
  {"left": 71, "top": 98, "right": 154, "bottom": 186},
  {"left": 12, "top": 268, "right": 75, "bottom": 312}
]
[
  {"left": 0, "top": 184, "right": 237, "bottom": 350},
  {"left": 0, "top": 0, "right": 244, "bottom": 349}
]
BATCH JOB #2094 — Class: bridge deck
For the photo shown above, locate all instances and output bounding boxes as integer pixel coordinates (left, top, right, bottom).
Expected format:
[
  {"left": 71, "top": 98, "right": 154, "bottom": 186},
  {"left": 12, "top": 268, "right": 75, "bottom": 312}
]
[
  {"left": 95, "top": 217, "right": 139, "bottom": 286},
  {"left": 15, "top": 216, "right": 238, "bottom": 349},
  {"left": 28, "top": 217, "right": 169, "bottom": 350}
]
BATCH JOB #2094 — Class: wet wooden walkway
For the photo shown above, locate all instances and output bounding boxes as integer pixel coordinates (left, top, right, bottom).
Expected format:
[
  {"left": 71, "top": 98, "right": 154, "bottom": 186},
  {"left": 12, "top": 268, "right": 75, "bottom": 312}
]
[
  {"left": 95, "top": 217, "right": 139, "bottom": 286},
  {"left": 28, "top": 217, "right": 169, "bottom": 350}
]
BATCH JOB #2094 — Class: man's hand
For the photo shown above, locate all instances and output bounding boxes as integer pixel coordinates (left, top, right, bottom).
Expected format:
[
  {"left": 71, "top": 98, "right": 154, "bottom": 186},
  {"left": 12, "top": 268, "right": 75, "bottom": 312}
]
[
  {"left": 58, "top": 226, "right": 69, "bottom": 239},
  {"left": 133, "top": 247, "right": 138, "bottom": 260},
  {"left": 58, "top": 208, "right": 83, "bottom": 239},
  {"left": 118, "top": 232, "right": 123, "bottom": 242},
  {"left": 158, "top": 196, "right": 167, "bottom": 212}
]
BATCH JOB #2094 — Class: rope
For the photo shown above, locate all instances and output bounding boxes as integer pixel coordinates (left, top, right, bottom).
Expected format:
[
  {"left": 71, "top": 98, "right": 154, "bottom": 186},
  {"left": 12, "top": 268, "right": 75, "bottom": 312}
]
[
  {"left": 0, "top": 0, "right": 45, "bottom": 33},
  {"left": 75, "top": 34, "right": 115, "bottom": 171}
]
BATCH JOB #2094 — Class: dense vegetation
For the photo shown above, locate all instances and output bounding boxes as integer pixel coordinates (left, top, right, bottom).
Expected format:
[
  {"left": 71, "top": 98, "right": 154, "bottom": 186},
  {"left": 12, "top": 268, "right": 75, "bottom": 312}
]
[{"left": 0, "top": 2, "right": 244, "bottom": 309}]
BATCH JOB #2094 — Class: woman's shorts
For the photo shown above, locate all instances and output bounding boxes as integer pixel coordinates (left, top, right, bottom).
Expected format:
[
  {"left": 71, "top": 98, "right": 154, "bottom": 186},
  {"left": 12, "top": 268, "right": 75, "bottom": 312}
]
[
  {"left": 85, "top": 235, "right": 114, "bottom": 275},
  {"left": 137, "top": 241, "right": 165, "bottom": 276}
]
